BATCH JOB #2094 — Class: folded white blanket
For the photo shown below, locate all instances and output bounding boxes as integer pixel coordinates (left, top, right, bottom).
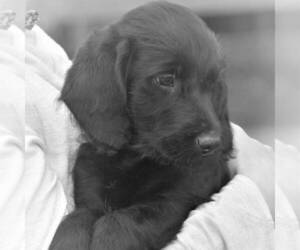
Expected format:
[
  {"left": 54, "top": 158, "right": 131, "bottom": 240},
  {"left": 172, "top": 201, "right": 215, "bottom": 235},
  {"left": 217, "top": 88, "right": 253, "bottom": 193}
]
[
  {"left": 25, "top": 25, "right": 79, "bottom": 250},
  {"left": 0, "top": 25, "right": 25, "bottom": 250},
  {"left": 0, "top": 25, "right": 78, "bottom": 250},
  {"left": 1, "top": 24, "right": 299, "bottom": 250}
]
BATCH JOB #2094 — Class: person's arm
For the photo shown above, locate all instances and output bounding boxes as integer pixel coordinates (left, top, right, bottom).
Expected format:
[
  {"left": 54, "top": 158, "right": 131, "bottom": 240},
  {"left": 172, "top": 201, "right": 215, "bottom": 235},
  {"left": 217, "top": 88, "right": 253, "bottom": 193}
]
[
  {"left": 0, "top": 46, "right": 25, "bottom": 250},
  {"left": 25, "top": 24, "right": 76, "bottom": 250}
]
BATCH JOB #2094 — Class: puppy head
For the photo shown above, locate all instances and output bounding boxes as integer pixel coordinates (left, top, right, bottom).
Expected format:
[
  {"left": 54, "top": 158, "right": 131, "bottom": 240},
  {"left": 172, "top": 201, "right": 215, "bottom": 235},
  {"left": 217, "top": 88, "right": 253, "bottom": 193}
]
[{"left": 61, "top": 1, "right": 233, "bottom": 162}]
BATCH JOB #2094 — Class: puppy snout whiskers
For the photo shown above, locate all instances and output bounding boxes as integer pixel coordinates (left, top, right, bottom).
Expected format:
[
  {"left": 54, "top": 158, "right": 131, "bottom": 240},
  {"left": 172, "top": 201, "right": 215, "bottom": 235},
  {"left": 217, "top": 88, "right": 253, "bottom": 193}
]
[{"left": 195, "top": 132, "right": 221, "bottom": 156}]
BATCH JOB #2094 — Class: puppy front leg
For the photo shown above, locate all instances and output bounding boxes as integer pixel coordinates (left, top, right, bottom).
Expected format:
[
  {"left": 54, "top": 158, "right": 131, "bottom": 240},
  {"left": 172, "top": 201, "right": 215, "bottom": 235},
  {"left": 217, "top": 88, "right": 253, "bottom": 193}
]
[
  {"left": 50, "top": 143, "right": 105, "bottom": 250},
  {"left": 90, "top": 200, "right": 191, "bottom": 250},
  {"left": 49, "top": 208, "right": 97, "bottom": 250}
]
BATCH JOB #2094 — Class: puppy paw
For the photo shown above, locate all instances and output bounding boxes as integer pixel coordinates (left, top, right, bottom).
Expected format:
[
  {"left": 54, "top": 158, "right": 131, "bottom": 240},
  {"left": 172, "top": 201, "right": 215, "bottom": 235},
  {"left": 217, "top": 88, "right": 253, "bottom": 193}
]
[
  {"left": 90, "top": 213, "right": 143, "bottom": 250},
  {"left": 49, "top": 209, "right": 97, "bottom": 250}
]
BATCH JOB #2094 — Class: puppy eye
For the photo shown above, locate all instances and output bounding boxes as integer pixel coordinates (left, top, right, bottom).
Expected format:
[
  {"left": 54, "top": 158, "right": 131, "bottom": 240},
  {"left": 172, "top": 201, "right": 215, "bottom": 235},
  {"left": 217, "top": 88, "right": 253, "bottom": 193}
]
[{"left": 153, "top": 73, "right": 175, "bottom": 88}]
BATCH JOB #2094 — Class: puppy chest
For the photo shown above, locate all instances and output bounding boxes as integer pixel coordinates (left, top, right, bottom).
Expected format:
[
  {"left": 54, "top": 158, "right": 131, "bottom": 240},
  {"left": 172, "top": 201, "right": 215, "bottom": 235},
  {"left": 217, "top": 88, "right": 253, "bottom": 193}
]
[{"left": 100, "top": 162, "right": 184, "bottom": 211}]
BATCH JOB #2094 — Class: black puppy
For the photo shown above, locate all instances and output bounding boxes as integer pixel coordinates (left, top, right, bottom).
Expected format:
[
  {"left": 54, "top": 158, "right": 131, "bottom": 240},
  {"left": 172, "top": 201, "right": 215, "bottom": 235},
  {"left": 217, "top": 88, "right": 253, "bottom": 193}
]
[{"left": 50, "top": 2, "right": 233, "bottom": 250}]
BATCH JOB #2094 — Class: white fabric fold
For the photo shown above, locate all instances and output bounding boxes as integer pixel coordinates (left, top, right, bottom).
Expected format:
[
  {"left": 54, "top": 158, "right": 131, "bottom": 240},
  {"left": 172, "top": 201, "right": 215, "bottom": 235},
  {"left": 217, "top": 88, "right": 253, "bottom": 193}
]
[
  {"left": 0, "top": 25, "right": 25, "bottom": 250},
  {"left": 24, "top": 25, "right": 78, "bottom": 250},
  {"left": 164, "top": 175, "right": 274, "bottom": 250}
]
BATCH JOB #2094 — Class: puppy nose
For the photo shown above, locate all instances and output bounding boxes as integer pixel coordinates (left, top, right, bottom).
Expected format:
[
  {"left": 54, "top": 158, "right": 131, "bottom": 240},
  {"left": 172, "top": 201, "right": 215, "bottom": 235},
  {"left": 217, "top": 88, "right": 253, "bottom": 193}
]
[{"left": 195, "top": 133, "right": 221, "bottom": 156}]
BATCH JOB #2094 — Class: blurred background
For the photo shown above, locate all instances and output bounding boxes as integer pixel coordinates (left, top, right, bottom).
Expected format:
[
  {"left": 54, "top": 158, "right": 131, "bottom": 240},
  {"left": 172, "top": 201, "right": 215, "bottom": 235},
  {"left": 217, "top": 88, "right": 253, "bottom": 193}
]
[{"left": 26, "top": 0, "right": 275, "bottom": 146}]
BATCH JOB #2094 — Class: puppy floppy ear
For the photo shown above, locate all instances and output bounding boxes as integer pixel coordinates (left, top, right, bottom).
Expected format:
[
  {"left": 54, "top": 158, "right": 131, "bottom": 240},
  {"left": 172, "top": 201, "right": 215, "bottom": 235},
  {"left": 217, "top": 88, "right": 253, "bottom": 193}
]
[{"left": 61, "top": 27, "right": 133, "bottom": 151}]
